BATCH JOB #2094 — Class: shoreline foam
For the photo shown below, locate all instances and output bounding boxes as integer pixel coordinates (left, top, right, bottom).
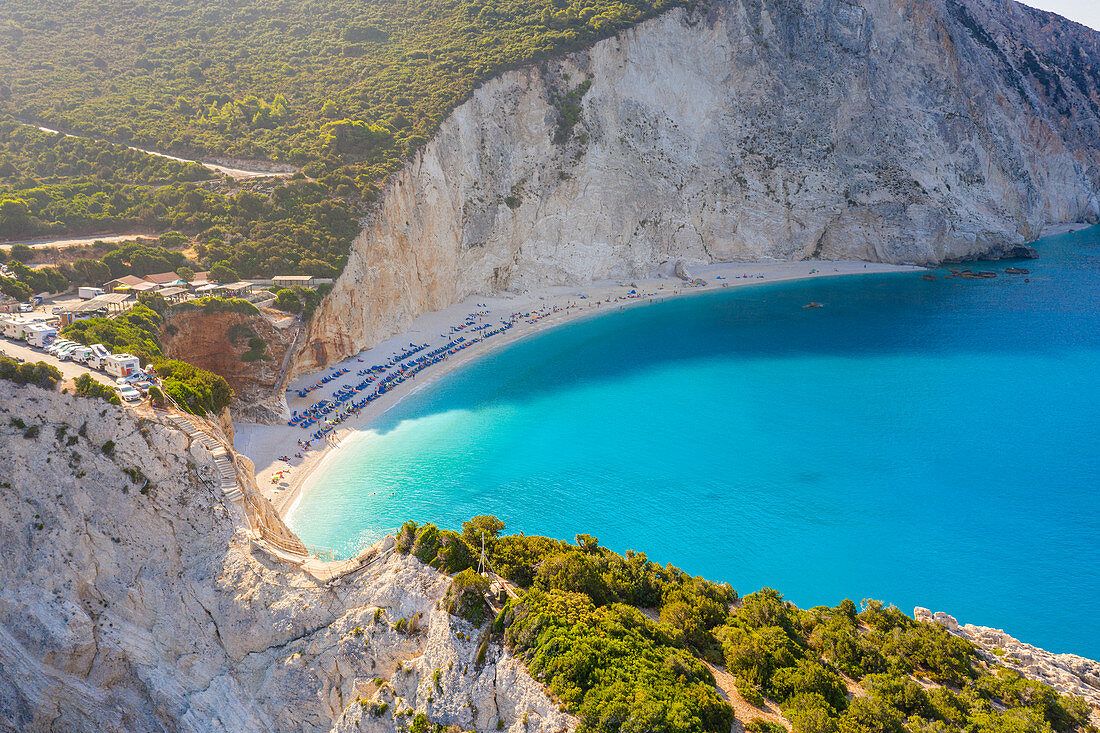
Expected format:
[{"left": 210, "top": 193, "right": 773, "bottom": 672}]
[{"left": 234, "top": 260, "right": 922, "bottom": 531}]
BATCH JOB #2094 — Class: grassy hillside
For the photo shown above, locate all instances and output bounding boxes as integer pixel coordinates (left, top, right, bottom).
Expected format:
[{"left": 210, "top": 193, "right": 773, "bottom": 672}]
[
  {"left": 1, "top": 0, "right": 684, "bottom": 180},
  {"left": 400, "top": 517, "right": 1097, "bottom": 733}
]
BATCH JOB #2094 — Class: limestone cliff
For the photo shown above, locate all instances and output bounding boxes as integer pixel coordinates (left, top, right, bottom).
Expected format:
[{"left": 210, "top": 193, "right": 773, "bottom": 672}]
[
  {"left": 297, "top": 0, "right": 1100, "bottom": 372},
  {"left": 916, "top": 608, "right": 1100, "bottom": 727},
  {"left": 0, "top": 382, "right": 572, "bottom": 733}
]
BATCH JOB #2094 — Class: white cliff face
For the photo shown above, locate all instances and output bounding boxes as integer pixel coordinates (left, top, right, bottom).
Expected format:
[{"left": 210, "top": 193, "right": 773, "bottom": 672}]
[
  {"left": 0, "top": 382, "right": 573, "bottom": 733},
  {"left": 298, "top": 0, "right": 1100, "bottom": 371},
  {"left": 916, "top": 608, "right": 1100, "bottom": 727}
]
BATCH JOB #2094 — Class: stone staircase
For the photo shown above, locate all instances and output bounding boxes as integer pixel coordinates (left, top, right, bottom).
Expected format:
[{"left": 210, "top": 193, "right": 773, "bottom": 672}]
[{"left": 168, "top": 415, "right": 243, "bottom": 503}]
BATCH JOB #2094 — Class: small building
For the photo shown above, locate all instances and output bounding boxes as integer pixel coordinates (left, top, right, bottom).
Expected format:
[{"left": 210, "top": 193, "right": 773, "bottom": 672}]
[
  {"left": 223, "top": 281, "right": 255, "bottom": 296},
  {"left": 143, "top": 271, "right": 185, "bottom": 287},
  {"left": 130, "top": 281, "right": 159, "bottom": 293},
  {"left": 194, "top": 283, "right": 226, "bottom": 295},
  {"left": 104, "top": 353, "right": 142, "bottom": 378},
  {"left": 72, "top": 292, "right": 133, "bottom": 315},
  {"left": 24, "top": 323, "right": 57, "bottom": 348},
  {"left": 104, "top": 275, "right": 148, "bottom": 292},
  {"left": 158, "top": 286, "right": 188, "bottom": 303},
  {"left": 272, "top": 275, "right": 315, "bottom": 289}
]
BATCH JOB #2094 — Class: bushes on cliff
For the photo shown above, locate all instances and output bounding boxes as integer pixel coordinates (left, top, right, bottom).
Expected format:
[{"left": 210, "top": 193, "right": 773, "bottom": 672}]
[
  {"left": 62, "top": 305, "right": 164, "bottom": 361},
  {"left": 74, "top": 374, "right": 122, "bottom": 405},
  {"left": 154, "top": 359, "right": 232, "bottom": 415},
  {"left": 444, "top": 568, "right": 491, "bottom": 626},
  {"left": 0, "top": 356, "right": 61, "bottom": 390},
  {"left": 168, "top": 297, "right": 259, "bottom": 317},
  {"left": 392, "top": 520, "right": 1096, "bottom": 733},
  {"left": 503, "top": 588, "right": 732, "bottom": 733}
]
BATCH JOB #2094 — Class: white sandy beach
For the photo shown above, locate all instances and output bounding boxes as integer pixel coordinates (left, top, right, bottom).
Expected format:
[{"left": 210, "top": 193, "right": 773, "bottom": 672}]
[{"left": 233, "top": 260, "right": 923, "bottom": 524}]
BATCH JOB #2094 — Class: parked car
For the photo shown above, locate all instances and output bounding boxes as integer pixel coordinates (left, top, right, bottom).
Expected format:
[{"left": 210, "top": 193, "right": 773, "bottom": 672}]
[
  {"left": 117, "top": 386, "right": 142, "bottom": 402},
  {"left": 17, "top": 303, "right": 33, "bottom": 313},
  {"left": 51, "top": 305, "right": 67, "bottom": 314},
  {"left": 47, "top": 339, "right": 75, "bottom": 354}
]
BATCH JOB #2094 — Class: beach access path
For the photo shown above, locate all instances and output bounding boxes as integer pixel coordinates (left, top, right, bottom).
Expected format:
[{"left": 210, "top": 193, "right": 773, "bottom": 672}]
[{"left": 233, "top": 259, "right": 922, "bottom": 521}]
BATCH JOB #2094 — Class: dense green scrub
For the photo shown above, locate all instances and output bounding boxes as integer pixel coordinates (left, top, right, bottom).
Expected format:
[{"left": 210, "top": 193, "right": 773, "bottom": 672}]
[
  {"left": 0, "top": 0, "right": 683, "bottom": 178},
  {"left": 0, "top": 121, "right": 359, "bottom": 277},
  {"left": 0, "top": 355, "right": 61, "bottom": 390},
  {"left": 396, "top": 517, "right": 1096, "bottom": 733}
]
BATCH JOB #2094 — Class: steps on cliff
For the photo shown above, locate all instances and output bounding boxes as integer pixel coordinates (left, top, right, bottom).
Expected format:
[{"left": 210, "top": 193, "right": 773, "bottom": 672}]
[{"left": 168, "top": 415, "right": 244, "bottom": 503}]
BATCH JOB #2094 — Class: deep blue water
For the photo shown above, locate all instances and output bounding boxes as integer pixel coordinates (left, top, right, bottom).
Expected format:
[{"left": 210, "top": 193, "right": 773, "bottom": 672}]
[{"left": 290, "top": 226, "right": 1100, "bottom": 658}]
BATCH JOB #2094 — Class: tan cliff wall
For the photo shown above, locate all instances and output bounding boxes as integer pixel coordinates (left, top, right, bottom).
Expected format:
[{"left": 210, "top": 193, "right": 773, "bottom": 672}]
[
  {"left": 0, "top": 382, "right": 573, "bottom": 732},
  {"left": 162, "top": 308, "right": 295, "bottom": 422},
  {"left": 295, "top": 0, "right": 1100, "bottom": 373}
]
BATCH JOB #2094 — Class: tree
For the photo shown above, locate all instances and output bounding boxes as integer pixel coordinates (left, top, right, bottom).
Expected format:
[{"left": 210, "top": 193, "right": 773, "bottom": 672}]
[
  {"left": 9, "top": 243, "right": 33, "bottom": 263},
  {"left": 462, "top": 515, "right": 506, "bottom": 546},
  {"left": 272, "top": 288, "right": 302, "bottom": 313},
  {"left": 209, "top": 262, "right": 239, "bottom": 283},
  {"left": 73, "top": 258, "right": 112, "bottom": 286},
  {"left": 177, "top": 266, "right": 195, "bottom": 282},
  {"left": 575, "top": 533, "right": 600, "bottom": 554}
]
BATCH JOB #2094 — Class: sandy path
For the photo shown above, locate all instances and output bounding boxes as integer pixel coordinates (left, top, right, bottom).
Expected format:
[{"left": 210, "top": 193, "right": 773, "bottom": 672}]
[
  {"left": 233, "top": 260, "right": 921, "bottom": 530},
  {"left": 25, "top": 122, "right": 294, "bottom": 179},
  {"left": 0, "top": 233, "right": 152, "bottom": 250}
]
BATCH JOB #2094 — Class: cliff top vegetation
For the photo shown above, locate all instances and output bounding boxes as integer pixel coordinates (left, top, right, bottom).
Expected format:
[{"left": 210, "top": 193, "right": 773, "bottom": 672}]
[
  {"left": 397, "top": 516, "right": 1097, "bottom": 733},
  {"left": 1, "top": 0, "right": 684, "bottom": 179}
]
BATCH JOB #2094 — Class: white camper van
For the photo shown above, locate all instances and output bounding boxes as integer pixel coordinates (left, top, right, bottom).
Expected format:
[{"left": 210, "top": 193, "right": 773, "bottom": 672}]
[{"left": 104, "top": 353, "right": 141, "bottom": 378}]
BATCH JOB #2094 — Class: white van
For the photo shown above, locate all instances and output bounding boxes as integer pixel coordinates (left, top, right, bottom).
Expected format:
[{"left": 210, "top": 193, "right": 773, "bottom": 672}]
[{"left": 68, "top": 346, "right": 93, "bottom": 364}]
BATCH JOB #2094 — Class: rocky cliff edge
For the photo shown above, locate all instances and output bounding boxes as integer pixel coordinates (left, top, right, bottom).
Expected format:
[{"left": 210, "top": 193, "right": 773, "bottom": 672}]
[{"left": 0, "top": 381, "right": 573, "bottom": 733}]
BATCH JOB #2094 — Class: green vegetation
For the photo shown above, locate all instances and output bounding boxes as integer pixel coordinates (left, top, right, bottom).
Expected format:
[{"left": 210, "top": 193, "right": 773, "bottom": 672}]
[
  {"left": 0, "top": 125, "right": 359, "bottom": 276},
  {"left": 395, "top": 517, "right": 1096, "bottom": 733},
  {"left": 0, "top": 355, "right": 61, "bottom": 389},
  {"left": 62, "top": 304, "right": 164, "bottom": 361},
  {"left": 74, "top": 373, "right": 122, "bottom": 405},
  {"left": 444, "top": 568, "right": 491, "bottom": 625},
  {"left": 3, "top": 260, "right": 69, "bottom": 293},
  {"left": 168, "top": 296, "right": 259, "bottom": 317},
  {"left": 271, "top": 285, "right": 328, "bottom": 318},
  {"left": 1, "top": 0, "right": 684, "bottom": 179},
  {"left": 151, "top": 359, "right": 232, "bottom": 415},
  {"left": 241, "top": 336, "right": 268, "bottom": 362}
]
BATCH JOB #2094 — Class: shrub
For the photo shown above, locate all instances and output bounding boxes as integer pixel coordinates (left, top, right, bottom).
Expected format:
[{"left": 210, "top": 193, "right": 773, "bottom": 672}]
[
  {"left": 462, "top": 515, "right": 506, "bottom": 546},
  {"left": 74, "top": 374, "right": 122, "bottom": 405},
  {"left": 0, "top": 356, "right": 62, "bottom": 390},
  {"left": 444, "top": 569, "right": 490, "bottom": 626},
  {"left": 154, "top": 359, "right": 232, "bottom": 415}
]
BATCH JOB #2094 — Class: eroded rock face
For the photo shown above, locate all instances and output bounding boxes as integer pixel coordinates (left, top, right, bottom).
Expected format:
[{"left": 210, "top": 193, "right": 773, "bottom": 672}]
[
  {"left": 161, "top": 308, "right": 295, "bottom": 423},
  {"left": 0, "top": 382, "right": 573, "bottom": 733},
  {"left": 297, "top": 0, "right": 1100, "bottom": 372},
  {"left": 916, "top": 607, "right": 1100, "bottom": 727}
]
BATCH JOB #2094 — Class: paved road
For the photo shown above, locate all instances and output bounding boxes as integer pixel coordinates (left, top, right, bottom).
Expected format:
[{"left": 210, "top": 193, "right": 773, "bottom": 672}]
[{"left": 0, "top": 336, "right": 109, "bottom": 382}]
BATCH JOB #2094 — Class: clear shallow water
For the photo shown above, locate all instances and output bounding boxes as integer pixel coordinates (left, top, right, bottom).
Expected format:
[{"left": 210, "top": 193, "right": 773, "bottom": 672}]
[{"left": 291, "top": 226, "right": 1100, "bottom": 658}]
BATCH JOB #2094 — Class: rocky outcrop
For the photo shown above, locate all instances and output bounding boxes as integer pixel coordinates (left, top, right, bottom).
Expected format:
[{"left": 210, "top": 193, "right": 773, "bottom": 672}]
[
  {"left": 0, "top": 381, "right": 572, "bottom": 732},
  {"left": 915, "top": 608, "right": 1100, "bottom": 727},
  {"left": 296, "top": 0, "right": 1100, "bottom": 372}
]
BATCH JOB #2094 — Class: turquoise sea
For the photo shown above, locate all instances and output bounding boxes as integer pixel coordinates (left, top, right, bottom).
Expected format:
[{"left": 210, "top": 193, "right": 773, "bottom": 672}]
[{"left": 290, "top": 225, "right": 1100, "bottom": 658}]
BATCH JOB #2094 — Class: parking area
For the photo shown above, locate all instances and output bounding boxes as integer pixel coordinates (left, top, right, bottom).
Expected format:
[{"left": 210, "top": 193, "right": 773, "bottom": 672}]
[{"left": 0, "top": 336, "right": 99, "bottom": 382}]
